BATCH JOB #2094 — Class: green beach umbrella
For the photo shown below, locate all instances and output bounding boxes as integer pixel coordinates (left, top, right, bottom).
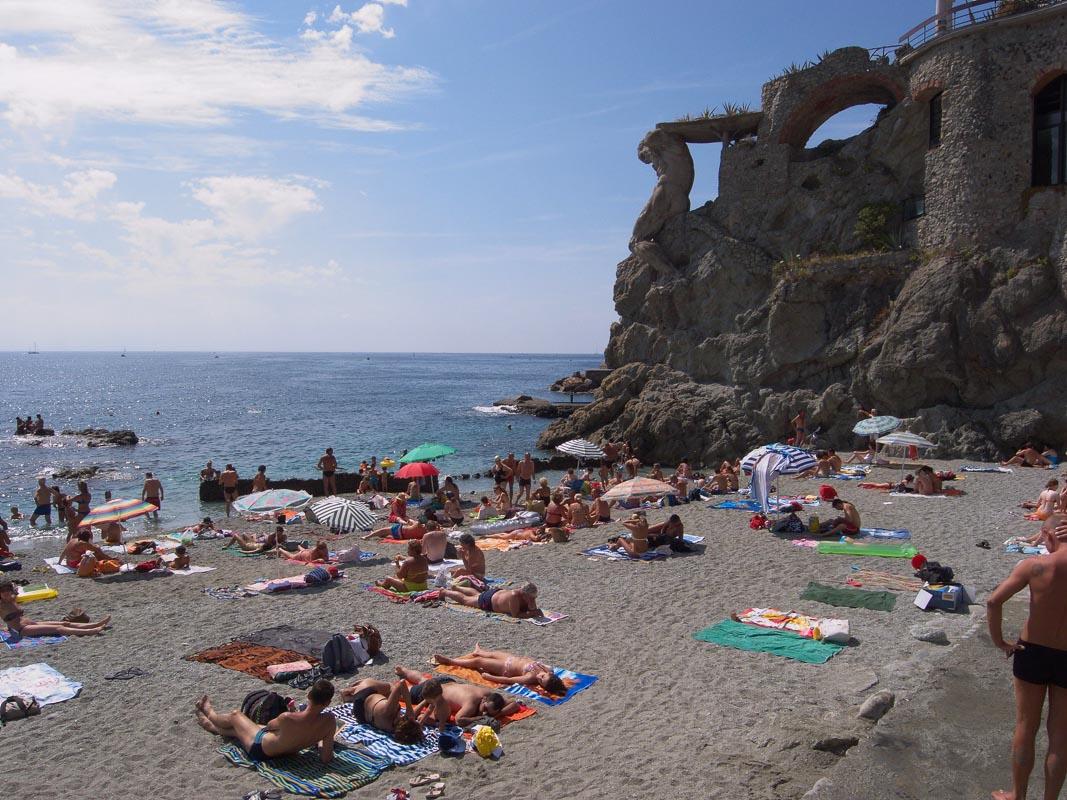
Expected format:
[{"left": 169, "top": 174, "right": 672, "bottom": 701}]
[{"left": 399, "top": 442, "right": 457, "bottom": 464}]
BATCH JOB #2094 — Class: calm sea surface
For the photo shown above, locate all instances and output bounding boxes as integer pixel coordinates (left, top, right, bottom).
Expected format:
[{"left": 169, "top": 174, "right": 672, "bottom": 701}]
[{"left": 0, "top": 352, "right": 600, "bottom": 544}]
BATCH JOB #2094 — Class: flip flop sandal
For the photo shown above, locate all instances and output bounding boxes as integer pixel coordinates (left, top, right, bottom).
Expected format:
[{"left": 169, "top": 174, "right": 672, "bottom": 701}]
[
  {"left": 262, "top": 790, "right": 282, "bottom": 800},
  {"left": 386, "top": 790, "right": 410, "bottom": 800},
  {"left": 105, "top": 667, "right": 149, "bottom": 680},
  {"left": 426, "top": 783, "right": 446, "bottom": 799},
  {"left": 410, "top": 774, "right": 441, "bottom": 787},
  {"left": 976, "top": 540, "right": 991, "bottom": 549}
]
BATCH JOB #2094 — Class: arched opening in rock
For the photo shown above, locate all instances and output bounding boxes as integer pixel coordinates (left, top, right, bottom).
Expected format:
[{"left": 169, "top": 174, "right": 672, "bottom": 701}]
[
  {"left": 804, "top": 102, "right": 888, "bottom": 150},
  {"left": 778, "top": 74, "right": 905, "bottom": 153}
]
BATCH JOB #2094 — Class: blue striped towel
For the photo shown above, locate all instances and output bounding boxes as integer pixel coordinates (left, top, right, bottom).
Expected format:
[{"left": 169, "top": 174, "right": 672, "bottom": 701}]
[
  {"left": 858, "top": 527, "right": 912, "bottom": 540},
  {"left": 329, "top": 703, "right": 466, "bottom": 764},
  {"left": 0, "top": 630, "right": 67, "bottom": 650},
  {"left": 218, "top": 742, "right": 389, "bottom": 798},
  {"left": 504, "top": 667, "right": 598, "bottom": 706}
]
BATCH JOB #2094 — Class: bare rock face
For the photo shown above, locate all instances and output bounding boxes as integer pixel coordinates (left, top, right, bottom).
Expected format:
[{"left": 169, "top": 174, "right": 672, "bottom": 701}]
[
  {"left": 550, "top": 33, "right": 1067, "bottom": 464},
  {"left": 62, "top": 428, "right": 140, "bottom": 447}
]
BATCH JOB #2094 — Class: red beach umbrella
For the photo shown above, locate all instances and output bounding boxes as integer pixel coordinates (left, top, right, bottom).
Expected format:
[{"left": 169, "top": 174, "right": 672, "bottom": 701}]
[{"left": 394, "top": 461, "right": 439, "bottom": 479}]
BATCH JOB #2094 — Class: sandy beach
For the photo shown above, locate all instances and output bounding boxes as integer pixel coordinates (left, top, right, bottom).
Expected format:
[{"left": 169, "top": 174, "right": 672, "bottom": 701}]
[{"left": 2, "top": 459, "right": 1051, "bottom": 800}]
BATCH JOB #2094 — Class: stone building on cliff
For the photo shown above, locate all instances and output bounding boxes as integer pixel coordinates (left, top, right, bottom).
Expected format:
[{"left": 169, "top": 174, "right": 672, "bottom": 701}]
[{"left": 541, "top": 0, "right": 1067, "bottom": 463}]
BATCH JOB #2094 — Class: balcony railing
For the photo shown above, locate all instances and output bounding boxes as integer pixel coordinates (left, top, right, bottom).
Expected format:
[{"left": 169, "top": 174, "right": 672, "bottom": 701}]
[{"left": 898, "top": 0, "right": 1066, "bottom": 50}]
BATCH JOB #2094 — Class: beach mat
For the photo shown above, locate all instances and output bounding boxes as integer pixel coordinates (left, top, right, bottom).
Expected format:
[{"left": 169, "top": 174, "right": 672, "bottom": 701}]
[
  {"left": 800, "top": 581, "right": 896, "bottom": 611},
  {"left": 43, "top": 557, "right": 75, "bottom": 575},
  {"left": 858, "top": 527, "right": 912, "bottom": 541},
  {"left": 186, "top": 641, "right": 316, "bottom": 682},
  {"left": 435, "top": 659, "right": 597, "bottom": 706},
  {"left": 581, "top": 534, "right": 705, "bottom": 561},
  {"left": 816, "top": 541, "right": 918, "bottom": 558},
  {"left": 219, "top": 742, "right": 389, "bottom": 798},
  {"left": 235, "top": 625, "right": 336, "bottom": 660},
  {"left": 1004, "top": 536, "right": 1048, "bottom": 555},
  {"left": 0, "top": 662, "right": 82, "bottom": 705},
  {"left": 1, "top": 630, "right": 67, "bottom": 650},
  {"left": 332, "top": 716, "right": 461, "bottom": 765},
  {"left": 692, "top": 620, "right": 843, "bottom": 664},
  {"left": 960, "top": 465, "right": 1013, "bottom": 473},
  {"left": 846, "top": 569, "right": 924, "bottom": 592}
]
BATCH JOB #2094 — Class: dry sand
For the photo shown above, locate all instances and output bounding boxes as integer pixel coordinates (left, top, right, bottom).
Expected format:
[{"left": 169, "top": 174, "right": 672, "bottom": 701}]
[{"left": 3, "top": 459, "right": 1055, "bottom": 799}]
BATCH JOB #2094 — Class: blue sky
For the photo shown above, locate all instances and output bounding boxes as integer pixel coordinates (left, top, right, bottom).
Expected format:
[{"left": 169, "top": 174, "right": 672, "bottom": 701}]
[{"left": 0, "top": 0, "right": 933, "bottom": 353}]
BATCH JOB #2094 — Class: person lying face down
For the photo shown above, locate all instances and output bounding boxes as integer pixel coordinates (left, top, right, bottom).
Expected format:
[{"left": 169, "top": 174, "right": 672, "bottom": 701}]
[
  {"left": 340, "top": 676, "right": 423, "bottom": 744},
  {"left": 432, "top": 647, "right": 566, "bottom": 696},
  {"left": 395, "top": 666, "right": 524, "bottom": 726},
  {"left": 440, "top": 582, "right": 541, "bottom": 619}
]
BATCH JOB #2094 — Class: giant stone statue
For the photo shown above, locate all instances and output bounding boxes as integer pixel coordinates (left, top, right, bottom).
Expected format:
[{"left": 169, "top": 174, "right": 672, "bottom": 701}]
[{"left": 629, "top": 129, "right": 694, "bottom": 279}]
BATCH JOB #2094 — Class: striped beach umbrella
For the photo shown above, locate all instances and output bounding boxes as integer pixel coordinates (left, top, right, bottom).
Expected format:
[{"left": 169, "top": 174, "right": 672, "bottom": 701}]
[
  {"left": 232, "top": 489, "right": 312, "bottom": 514},
  {"left": 740, "top": 443, "right": 818, "bottom": 475},
  {"left": 876, "top": 431, "right": 935, "bottom": 449},
  {"left": 78, "top": 498, "right": 156, "bottom": 528},
  {"left": 306, "top": 497, "right": 377, "bottom": 532},
  {"left": 601, "top": 477, "right": 678, "bottom": 502},
  {"left": 853, "top": 416, "right": 902, "bottom": 436},
  {"left": 556, "top": 439, "right": 606, "bottom": 460}
]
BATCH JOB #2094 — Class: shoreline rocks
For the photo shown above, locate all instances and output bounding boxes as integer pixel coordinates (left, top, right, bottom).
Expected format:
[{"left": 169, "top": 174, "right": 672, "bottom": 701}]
[
  {"left": 493, "top": 395, "right": 582, "bottom": 419},
  {"left": 61, "top": 428, "right": 139, "bottom": 447},
  {"left": 549, "top": 371, "right": 602, "bottom": 394}
]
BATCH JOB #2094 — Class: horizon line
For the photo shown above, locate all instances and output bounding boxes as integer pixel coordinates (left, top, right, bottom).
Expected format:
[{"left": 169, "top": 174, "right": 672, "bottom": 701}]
[{"left": 1, "top": 349, "right": 607, "bottom": 357}]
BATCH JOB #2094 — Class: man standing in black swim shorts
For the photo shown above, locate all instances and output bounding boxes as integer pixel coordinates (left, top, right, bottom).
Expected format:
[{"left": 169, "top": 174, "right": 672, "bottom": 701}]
[
  {"left": 317, "top": 447, "right": 338, "bottom": 496},
  {"left": 988, "top": 519, "right": 1067, "bottom": 800}
]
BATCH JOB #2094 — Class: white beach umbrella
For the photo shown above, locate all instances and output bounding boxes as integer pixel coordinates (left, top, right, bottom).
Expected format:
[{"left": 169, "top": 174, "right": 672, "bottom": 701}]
[
  {"left": 875, "top": 431, "right": 935, "bottom": 449},
  {"left": 601, "top": 477, "right": 678, "bottom": 503}
]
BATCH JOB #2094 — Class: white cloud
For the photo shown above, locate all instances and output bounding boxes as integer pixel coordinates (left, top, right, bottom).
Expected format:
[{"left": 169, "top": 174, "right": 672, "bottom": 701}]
[
  {"left": 327, "top": 2, "right": 404, "bottom": 39},
  {"left": 0, "top": 1, "right": 433, "bottom": 130},
  {"left": 190, "top": 175, "right": 323, "bottom": 239},
  {"left": 0, "top": 168, "right": 116, "bottom": 219}
]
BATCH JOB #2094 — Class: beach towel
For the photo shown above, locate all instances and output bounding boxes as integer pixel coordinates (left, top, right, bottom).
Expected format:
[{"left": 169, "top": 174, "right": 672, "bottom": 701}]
[
  {"left": 817, "top": 541, "right": 918, "bottom": 558},
  {"left": 0, "top": 662, "right": 82, "bottom": 705},
  {"left": 857, "top": 527, "right": 912, "bottom": 541},
  {"left": 580, "top": 545, "right": 667, "bottom": 561},
  {"left": 186, "top": 642, "right": 316, "bottom": 682},
  {"left": 202, "top": 585, "right": 259, "bottom": 600},
  {"left": 236, "top": 625, "right": 337, "bottom": 660},
  {"left": 800, "top": 581, "right": 896, "bottom": 611},
  {"left": 1004, "top": 536, "right": 1049, "bottom": 555},
  {"left": 364, "top": 584, "right": 441, "bottom": 604},
  {"left": 168, "top": 565, "right": 216, "bottom": 576},
  {"left": 693, "top": 620, "right": 843, "bottom": 664},
  {"left": 43, "top": 557, "right": 76, "bottom": 575},
  {"left": 845, "top": 569, "right": 924, "bottom": 592},
  {"left": 735, "top": 607, "right": 847, "bottom": 639},
  {"left": 1, "top": 630, "right": 67, "bottom": 650},
  {"left": 888, "top": 489, "right": 965, "bottom": 498},
  {"left": 960, "top": 465, "right": 1013, "bottom": 473},
  {"left": 827, "top": 472, "right": 868, "bottom": 481},
  {"left": 434, "top": 659, "right": 597, "bottom": 706},
  {"left": 218, "top": 742, "right": 389, "bottom": 798},
  {"left": 242, "top": 572, "right": 344, "bottom": 594}
]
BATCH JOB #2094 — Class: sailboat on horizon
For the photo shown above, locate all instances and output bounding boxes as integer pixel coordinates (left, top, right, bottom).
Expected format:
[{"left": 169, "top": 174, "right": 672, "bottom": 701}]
[{"left": 27, "top": 342, "right": 39, "bottom": 354}]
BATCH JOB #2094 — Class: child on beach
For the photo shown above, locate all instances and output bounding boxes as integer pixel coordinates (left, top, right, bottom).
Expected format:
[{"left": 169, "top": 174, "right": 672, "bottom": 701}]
[
  {"left": 171, "top": 545, "right": 190, "bottom": 570},
  {"left": 412, "top": 677, "right": 452, "bottom": 732},
  {"left": 9, "top": 506, "right": 20, "bottom": 521}
]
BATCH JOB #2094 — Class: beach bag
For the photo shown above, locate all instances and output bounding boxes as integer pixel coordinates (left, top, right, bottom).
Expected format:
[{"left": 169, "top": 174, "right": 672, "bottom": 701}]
[
  {"left": 0, "top": 560, "right": 21, "bottom": 572},
  {"left": 63, "top": 608, "right": 89, "bottom": 624},
  {"left": 304, "top": 566, "right": 331, "bottom": 585},
  {"left": 240, "top": 690, "right": 289, "bottom": 724},
  {"left": 322, "top": 633, "right": 356, "bottom": 673},
  {"left": 352, "top": 623, "right": 382, "bottom": 657},
  {"left": 0, "top": 695, "right": 40, "bottom": 725},
  {"left": 749, "top": 513, "right": 767, "bottom": 530}
]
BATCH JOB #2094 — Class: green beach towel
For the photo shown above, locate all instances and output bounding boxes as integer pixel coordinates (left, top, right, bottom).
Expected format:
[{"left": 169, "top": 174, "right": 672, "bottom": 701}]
[
  {"left": 816, "top": 541, "right": 918, "bottom": 559},
  {"left": 219, "top": 742, "right": 389, "bottom": 798},
  {"left": 800, "top": 581, "right": 896, "bottom": 611},
  {"left": 692, "top": 619, "right": 843, "bottom": 664}
]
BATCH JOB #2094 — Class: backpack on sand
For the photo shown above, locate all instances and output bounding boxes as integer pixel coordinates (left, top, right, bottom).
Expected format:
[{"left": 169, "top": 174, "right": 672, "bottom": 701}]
[
  {"left": 1, "top": 695, "right": 41, "bottom": 725},
  {"left": 352, "top": 623, "right": 382, "bottom": 658},
  {"left": 322, "top": 633, "right": 356, "bottom": 674},
  {"left": 240, "top": 689, "right": 289, "bottom": 724}
]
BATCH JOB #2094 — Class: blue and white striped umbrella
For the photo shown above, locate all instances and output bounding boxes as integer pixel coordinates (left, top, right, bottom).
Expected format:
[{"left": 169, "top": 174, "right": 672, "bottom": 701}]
[
  {"left": 740, "top": 443, "right": 818, "bottom": 475},
  {"left": 853, "top": 416, "right": 901, "bottom": 436}
]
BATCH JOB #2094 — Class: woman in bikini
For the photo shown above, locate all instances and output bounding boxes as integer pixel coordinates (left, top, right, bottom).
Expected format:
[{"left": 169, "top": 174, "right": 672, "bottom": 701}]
[
  {"left": 286, "top": 541, "right": 330, "bottom": 563},
  {"left": 443, "top": 492, "right": 464, "bottom": 526},
  {"left": 433, "top": 646, "right": 567, "bottom": 696},
  {"left": 376, "top": 540, "right": 429, "bottom": 592},
  {"left": 608, "top": 512, "right": 650, "bottom": 557},
  {"left": 339, "top": 678, "right": 423, "bottom": 744},
  {"left": 0, "top": 580, "right": 110, "bottom": 638},
  {"left": 226, "top": 526, "right": 287, "bottom": 554}
]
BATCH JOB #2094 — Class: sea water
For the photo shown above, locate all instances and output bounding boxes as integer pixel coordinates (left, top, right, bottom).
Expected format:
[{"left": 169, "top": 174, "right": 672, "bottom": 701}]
[{"left": 0, "top": 351, "right": 599, "bottom": 545}]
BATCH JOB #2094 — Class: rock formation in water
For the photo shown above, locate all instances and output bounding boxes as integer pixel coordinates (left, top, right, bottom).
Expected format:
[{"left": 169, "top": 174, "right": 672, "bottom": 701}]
[{"left": 540, "top": 13, "right": 1067, "bottom": 463}]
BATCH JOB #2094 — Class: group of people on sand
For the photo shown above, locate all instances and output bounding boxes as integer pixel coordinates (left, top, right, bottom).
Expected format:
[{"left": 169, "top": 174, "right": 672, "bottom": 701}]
[
  {"left": 195, "top": 646, "right": 564, "bottom": 759},
  {"left": 14, "top": 414, "right": 47, "bottom": 435},
  {"left": 28, "top": 471, "right": 164, "bottom": 533},
  {"left": 1002, "top": 442, "right": 1059, "bottom": 468}
]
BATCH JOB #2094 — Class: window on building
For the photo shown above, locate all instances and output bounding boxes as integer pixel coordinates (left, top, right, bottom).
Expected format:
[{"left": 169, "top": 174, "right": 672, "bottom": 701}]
[
  {"left": 1033, "top": 76, "right": 1065, "bottom": 186},
  {"left": 928, "top": 92, "right": 943, "bottom": 148}
]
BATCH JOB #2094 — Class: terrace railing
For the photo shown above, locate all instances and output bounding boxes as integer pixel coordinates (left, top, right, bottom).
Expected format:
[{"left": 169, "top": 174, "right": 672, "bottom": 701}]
[{"left": 898, "top": 0, "right": 1066, "bottom": 50}]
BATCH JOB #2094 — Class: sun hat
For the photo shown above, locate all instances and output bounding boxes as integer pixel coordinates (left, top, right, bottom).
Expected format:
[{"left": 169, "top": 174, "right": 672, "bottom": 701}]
[
  {"left": 818, "top": 484, "right": 837, "bottom": 502},
  {"left": 438, "top": 730, "right": 467, "bottom": 756}
]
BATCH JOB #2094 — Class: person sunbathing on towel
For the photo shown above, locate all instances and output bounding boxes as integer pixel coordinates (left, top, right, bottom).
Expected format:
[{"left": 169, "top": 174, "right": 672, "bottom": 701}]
[
  {"left": 914, "top": 465, "right": 943, "bottom": 496},
  {"left": 339, "top": 677, "right": 424, "bottom": 744},
  {"left": 0, "top": 580, "right": 111, "bottom": 638},
  {"left": 452, "top": 533, "right": 486, "bottom": 580},
  {"left": 1022, "top": 479, "right": 1060, "bottom": 519},
  {"left": 647, "top": 513, "right": 684, "bottom": 548},
  {"left": 608, "top": 512, "right": 650, "bottom": 556},
  {"left": 60, "top": 530, "right": 110, "bottom": 569},
  {"left": 820, "top": 497, "right": 861, "bottom": 537},
  {"left": 196, "top": 680, "right": 337, "bottom": 762},
  {"left": 286, "top": 540, "right": 330, "bottom": 563},
  {"left": 226, "top": 526, "right": 286, "bottom": 554},
  {"left": 376, "top": 540, "right": 429, "bottom": 592},
  {"left": 432, "top": 647, "right": 567, "bottom": 696},
  {"left": 171, "top": 545, "right": 191, "bottom": 570},
  {"left": 394, "top": 666, "right": 523, "bottom": 726},
  {"left": 859, "top": 474, "right": 915, "bottom": 492},
  {"left": 365, "top": 519, "right": 426, "bottom": 541},
  {"left": 441, "top": 582, "right": 542, "bottom": 619},
  {"left": 1002, "top": 442, "right": 1052, "bottom": 468},
  {"left": 486, "top": 527, "right": 551, "bottom": 543},
  {"left": 796, "top": 451, "right": 833, "bottom": 479}
]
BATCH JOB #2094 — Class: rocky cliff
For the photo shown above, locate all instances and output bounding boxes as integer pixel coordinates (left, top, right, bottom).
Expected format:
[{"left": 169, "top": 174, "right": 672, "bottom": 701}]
[{"left": 538, "top": 39, "right": 1067, "bottom": 463}]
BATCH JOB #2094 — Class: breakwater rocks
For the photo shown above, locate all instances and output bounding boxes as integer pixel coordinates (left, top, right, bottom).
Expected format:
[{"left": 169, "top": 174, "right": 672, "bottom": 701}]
[
  {"left": 493, "top": 395, "right": 583, "bottom": 419},
  {"left": 52, "top": 466, "right": 101, "bottom": 480},
  {"left": 549, "top": 371, "right": 604, "bottom": 393},
  {"left": 61, "top": 428, "right": 139, "bottom": 447}
]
